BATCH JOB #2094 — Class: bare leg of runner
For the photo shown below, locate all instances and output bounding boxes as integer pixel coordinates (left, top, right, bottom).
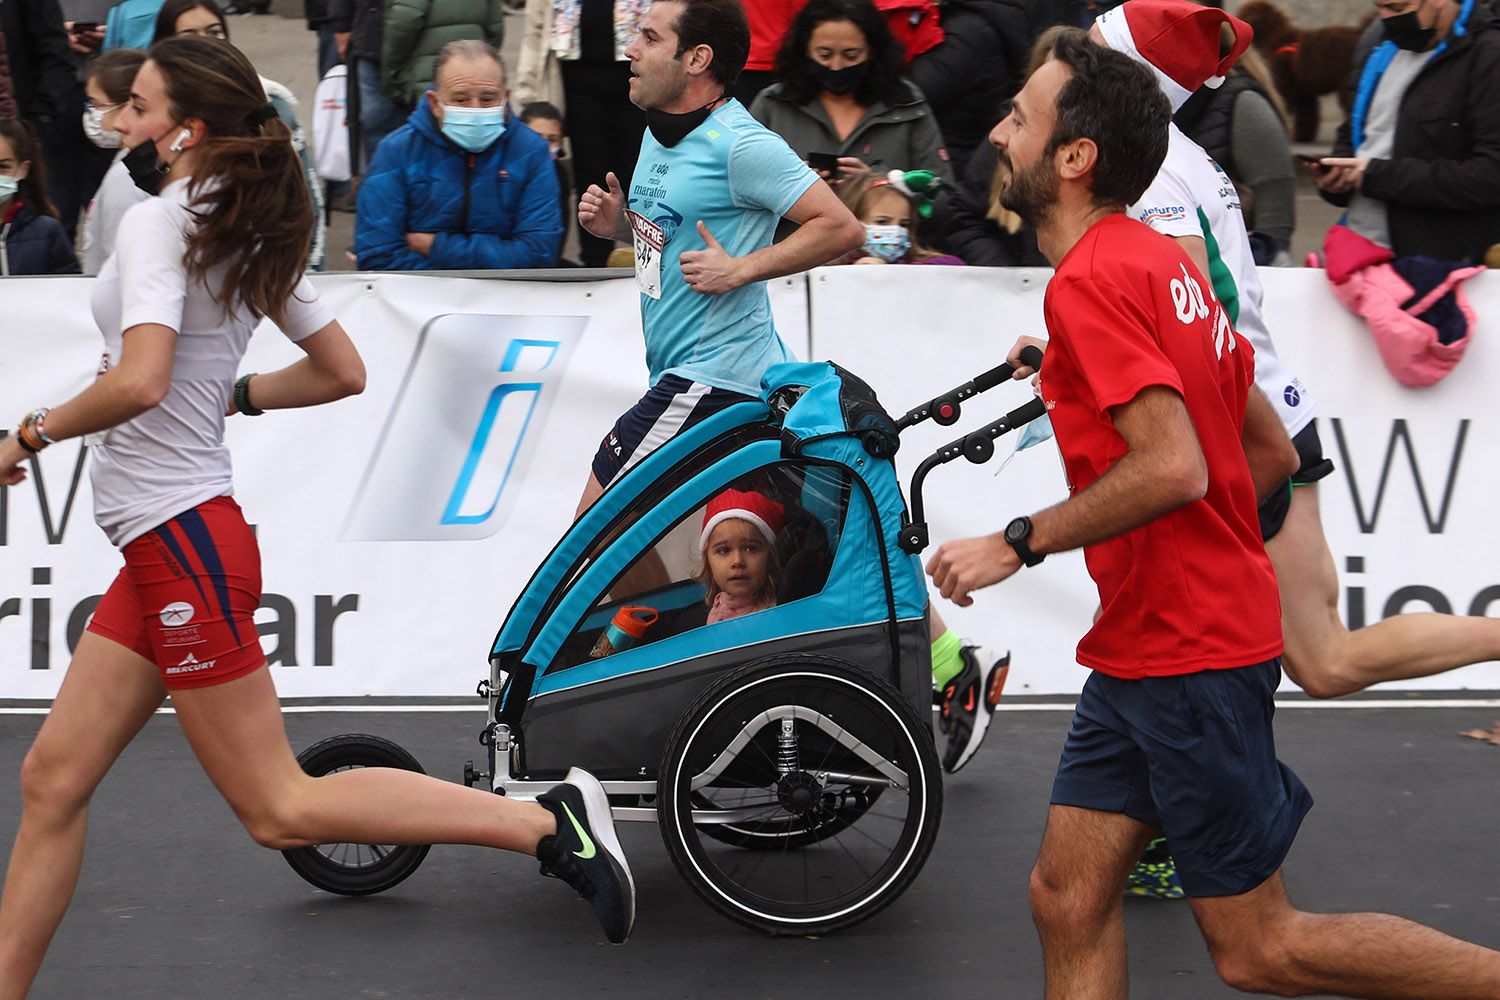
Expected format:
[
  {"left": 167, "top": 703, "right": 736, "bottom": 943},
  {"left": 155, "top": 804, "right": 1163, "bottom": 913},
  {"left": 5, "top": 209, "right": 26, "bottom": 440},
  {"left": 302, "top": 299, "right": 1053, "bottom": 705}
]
[
  {"left": 170, "top": 666, "right": 556, "bottom": 851},
  {"left": 1270, "top": 484, "right": 1500, "bottom": 698},
  {"left": 1191, "top": 871, "right": 1500, "bottom": 997},
  {"left": 0, "top": 645, "right": 562, "bottom": 1000},
  {"left": 0, "top": 633, "right": 166, "bottom": 1000},
  {"left": 576, "top": 471, "right": 670, "bottom": 598},
  {"left": 1030, "top": 804, "right": 1157, "bottom": 1000}
]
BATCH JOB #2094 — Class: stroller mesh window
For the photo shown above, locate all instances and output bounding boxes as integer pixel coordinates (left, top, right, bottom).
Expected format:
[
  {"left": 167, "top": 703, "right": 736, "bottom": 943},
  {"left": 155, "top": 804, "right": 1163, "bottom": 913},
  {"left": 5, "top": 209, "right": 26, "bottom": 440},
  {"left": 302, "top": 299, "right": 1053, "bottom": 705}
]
[{"left": 553, "top": 462, "right": 853, "bottom": 670}]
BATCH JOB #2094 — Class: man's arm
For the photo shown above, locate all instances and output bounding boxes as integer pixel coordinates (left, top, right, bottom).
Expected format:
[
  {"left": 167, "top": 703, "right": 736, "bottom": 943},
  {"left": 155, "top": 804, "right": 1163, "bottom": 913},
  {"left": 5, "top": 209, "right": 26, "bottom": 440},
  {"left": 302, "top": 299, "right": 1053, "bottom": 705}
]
[
  {"left": 354, "top": 139, "right": 429, "bottom": 270},
  {"left": 677, "top": 181, "right": 863, "bottom": 295},
  {"left": 927, "top": 385, "right": 1208, "bottom": 605},
  {"left": 430, "top": 148, "right": 564, "bottom": 268},
  {"left": 1242, "top": 386, "right": 1299, "bottom": 504},
  {"left": 1173, "top": 234, "right": 1211, "bottom": 289}
]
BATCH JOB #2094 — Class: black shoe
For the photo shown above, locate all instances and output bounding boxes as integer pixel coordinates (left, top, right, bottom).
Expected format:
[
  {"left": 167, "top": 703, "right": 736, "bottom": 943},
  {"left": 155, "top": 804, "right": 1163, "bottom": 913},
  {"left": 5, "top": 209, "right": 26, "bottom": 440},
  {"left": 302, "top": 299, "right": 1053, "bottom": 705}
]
[
  {"left": 937, "top": 646, "right": 1007, "bottom": 774},
  {"left": 536, "top": 768, "right": 636, "bottom": 944}
]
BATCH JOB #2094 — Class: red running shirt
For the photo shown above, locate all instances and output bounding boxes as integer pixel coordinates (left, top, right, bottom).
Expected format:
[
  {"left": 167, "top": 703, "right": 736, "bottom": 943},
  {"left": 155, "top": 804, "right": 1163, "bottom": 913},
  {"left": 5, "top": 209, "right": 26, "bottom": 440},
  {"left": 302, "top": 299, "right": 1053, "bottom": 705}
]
[{"left": 1039, "top": 215, "right": 1282, "bottom": 679}]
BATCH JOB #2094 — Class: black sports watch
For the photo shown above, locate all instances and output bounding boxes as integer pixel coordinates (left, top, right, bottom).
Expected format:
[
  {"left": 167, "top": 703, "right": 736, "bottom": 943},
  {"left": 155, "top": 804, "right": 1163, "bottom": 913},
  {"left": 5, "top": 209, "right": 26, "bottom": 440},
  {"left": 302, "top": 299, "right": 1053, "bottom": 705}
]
[{"left": 1004, "top": 516, "right": 1045, "bottom": 568}]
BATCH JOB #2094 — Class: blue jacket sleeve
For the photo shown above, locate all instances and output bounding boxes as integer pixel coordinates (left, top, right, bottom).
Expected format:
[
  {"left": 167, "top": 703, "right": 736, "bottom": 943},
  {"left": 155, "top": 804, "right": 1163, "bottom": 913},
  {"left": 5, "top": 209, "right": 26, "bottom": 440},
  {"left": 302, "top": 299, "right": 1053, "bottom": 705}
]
[
  {"left": 355, "top": 130, "right": 432, "bottom": 270},
  {"left": 427, "top": 144, "right": 564, "bottom": 269}
]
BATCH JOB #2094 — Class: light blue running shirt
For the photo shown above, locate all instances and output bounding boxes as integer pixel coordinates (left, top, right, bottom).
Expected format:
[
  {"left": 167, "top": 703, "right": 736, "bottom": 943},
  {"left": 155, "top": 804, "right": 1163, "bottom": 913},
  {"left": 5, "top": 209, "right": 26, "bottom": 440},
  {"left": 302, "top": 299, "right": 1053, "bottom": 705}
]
[{"left": 626, "top": 99, "right": 817, "bottom": 396}]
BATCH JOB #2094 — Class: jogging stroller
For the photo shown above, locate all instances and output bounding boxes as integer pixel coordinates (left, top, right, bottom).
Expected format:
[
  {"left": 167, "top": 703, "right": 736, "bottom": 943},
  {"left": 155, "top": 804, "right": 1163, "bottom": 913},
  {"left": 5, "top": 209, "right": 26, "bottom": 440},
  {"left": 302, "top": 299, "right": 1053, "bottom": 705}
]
[{"left": 282, "top": 350, "right": 1045, "bottom": 935}]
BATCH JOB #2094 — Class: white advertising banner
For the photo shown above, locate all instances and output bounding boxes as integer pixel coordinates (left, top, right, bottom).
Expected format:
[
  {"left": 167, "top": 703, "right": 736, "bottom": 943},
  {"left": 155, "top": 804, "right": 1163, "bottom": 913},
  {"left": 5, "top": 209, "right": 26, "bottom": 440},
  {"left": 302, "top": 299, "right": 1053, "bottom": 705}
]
[
  {"left": 0, "top": 272, "right": 808, "bottom": 698},
  {"left": 2, "top": 265, "right": 1497, "bottom": 697},
  {"left": 810, "top": 265, "right": 1500, "bottom": 694}
]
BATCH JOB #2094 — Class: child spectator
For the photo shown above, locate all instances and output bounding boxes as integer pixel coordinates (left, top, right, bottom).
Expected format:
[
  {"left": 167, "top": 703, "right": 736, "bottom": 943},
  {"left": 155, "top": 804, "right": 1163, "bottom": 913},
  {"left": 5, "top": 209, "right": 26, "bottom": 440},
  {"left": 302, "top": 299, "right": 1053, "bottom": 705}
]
[
  {"left": 839, "top": 172, "right": 963, "bottom": 265},
  {"left": 519, "top": 100, "right": 574, "bottom": 265},
  {"left": 0, "top": 118, "right": 79, "bottom": 275},
  {"left": 697, "top": 490, "right": 784, "bottom": 624}
]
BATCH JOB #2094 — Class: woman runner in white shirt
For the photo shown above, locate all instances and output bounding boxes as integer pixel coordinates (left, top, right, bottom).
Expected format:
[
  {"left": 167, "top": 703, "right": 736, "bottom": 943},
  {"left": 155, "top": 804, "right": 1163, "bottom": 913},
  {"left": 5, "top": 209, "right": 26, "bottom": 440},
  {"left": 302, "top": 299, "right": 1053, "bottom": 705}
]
[{"left": 0, "top": 36, "right": 634, "bottom": 996}]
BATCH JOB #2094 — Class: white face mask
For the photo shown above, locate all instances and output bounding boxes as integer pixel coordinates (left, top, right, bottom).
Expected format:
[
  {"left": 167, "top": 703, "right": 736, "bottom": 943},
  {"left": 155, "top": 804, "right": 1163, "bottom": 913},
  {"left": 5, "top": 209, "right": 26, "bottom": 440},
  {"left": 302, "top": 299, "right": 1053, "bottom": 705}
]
[
  {"left": 0, "top": 174, "right": 19, "bottom": 201},
  {"left": 83, "top": 105, "right": 123, "bottom": 149}
]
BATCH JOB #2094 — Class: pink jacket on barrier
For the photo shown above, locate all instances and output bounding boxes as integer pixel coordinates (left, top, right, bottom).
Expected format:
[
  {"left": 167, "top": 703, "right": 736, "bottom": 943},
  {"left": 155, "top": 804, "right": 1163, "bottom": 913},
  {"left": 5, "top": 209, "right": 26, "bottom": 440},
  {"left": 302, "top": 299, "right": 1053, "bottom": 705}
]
[{"left": 1321, "top": 224, "right": 1484, "bottom": 388}]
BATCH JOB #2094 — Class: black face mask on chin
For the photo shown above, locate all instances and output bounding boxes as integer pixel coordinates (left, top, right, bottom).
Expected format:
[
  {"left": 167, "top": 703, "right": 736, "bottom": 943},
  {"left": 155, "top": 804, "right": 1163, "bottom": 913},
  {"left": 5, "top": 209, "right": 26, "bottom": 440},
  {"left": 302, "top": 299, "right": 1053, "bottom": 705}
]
[
  {"left": 1382, "top": 6, "right": 1437, "bottom": 50},
  {"left": 645, "top": 95, "right": 725, "bottom": 148},
  {"left": 811, "top": 60, "right": 870, "bottom": 96},
  {"left": 123, "top": 140, "right": 169, "bottom": 195}
]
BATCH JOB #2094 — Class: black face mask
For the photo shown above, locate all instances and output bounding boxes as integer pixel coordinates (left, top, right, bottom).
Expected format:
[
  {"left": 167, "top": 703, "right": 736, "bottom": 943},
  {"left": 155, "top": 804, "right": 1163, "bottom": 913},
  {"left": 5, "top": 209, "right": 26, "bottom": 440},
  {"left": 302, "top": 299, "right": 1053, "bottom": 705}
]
[
  {"left": 1382, "top": 8, "right": 1437, "bottom": 51},
  {"left": 811, "top": 60, "right": 870, "bottom": 96},
  {"left": 645, "top": 95, "right": 724, "bottom": 148},
  {"left": 123, "top": 140, "right": 169, "bottom": 195}
]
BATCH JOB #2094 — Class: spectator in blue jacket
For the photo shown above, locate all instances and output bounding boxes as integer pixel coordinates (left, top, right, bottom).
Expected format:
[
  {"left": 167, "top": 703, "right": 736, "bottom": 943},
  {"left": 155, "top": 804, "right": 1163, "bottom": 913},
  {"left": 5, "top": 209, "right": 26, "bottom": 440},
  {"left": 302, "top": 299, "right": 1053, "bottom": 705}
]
[{"left": 355, "top": 39, "right": 563, "bottom": 270}]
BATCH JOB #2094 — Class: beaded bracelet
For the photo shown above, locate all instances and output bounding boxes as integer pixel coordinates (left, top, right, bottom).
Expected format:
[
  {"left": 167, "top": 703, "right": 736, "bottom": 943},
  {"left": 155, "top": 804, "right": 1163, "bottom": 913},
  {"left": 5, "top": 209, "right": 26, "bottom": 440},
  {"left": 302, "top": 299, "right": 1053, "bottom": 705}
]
[
  {"left": 15, "top": 410, "right": 50, "bottom": 453},
  {"left": 29, "top": 408, "right": 53, "bottom": 445},
  {"left": 233, "top": 374, "right": 264, "bottom": 417}
]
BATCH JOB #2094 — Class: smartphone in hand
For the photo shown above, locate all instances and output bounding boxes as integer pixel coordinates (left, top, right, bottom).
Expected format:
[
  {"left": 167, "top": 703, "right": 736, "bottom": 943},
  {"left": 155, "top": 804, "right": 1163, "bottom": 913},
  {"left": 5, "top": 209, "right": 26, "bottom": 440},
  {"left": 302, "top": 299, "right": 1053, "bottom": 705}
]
[{"left": 807, "top": 152, "right": 842, "bottom": 178}]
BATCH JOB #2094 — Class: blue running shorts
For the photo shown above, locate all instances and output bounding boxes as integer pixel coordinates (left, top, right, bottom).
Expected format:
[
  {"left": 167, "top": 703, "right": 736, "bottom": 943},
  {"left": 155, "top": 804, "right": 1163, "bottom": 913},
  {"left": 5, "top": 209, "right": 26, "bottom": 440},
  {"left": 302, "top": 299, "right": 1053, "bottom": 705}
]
[
  {"left": 591, "top": 374, "right": 756, "bottom": 487},
  {"left": 1051, "top": 659, "right": 1314, "bottom": 897}
]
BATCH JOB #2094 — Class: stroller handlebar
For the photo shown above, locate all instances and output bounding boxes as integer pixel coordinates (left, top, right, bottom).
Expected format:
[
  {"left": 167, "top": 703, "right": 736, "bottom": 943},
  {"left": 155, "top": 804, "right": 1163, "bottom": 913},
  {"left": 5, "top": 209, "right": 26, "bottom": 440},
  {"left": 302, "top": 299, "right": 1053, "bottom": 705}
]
[
  {"left": 896, "top": 345, "right": 1044, "bottom": 432},
  {"left": 898, "top": 350, "right": 1047, "bottom": 555}
]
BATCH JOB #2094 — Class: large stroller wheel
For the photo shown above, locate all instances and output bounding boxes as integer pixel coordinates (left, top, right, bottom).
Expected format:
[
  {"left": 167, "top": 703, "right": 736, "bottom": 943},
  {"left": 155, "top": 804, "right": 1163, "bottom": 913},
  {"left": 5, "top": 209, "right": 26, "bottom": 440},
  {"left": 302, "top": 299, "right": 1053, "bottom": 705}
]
[
  {"left": 659, "top": 653, "right": 942, "bottom": 935},
  {"left": 281, "top": 734, "right": 433, "bottom": 896}
]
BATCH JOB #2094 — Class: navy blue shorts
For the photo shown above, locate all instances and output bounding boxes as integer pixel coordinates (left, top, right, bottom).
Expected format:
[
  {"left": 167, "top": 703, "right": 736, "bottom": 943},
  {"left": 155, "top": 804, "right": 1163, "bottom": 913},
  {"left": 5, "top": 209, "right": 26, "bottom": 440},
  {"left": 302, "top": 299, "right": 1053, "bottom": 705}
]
[
  {"left": 1051, "top": 660, "right": 1313, "bottom": 897},
  {"left": 591, "top": 374, "right": 755, "bottom": 487}
]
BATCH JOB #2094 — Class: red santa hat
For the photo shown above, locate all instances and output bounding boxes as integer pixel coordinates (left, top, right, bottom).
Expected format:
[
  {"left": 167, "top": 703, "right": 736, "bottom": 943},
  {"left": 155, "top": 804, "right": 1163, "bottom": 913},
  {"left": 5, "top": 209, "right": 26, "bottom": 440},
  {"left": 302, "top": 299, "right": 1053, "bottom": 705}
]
[
  {"left": 1094, "top": 0, "right": 1254, "bottom": 111},
  {"left": 700, "top": 490, "right": 785, "bottom": 553}
]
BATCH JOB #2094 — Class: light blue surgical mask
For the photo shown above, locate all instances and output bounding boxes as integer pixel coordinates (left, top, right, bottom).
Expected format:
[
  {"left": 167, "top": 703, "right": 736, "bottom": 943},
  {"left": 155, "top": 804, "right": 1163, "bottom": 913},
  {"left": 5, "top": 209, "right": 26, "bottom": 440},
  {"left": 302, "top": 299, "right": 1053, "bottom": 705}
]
[
  {"left": 862, "top": 223, "right": 911, "bottom": 263},
  {"left": 0, "top": 174, "right": 18, "bottom": 202},
  {"left": 1016, "top": 411, "right": 1054, "bottom": 451},
  {"left": 440, "top": 104, "right": 507, "bottom": 152}
]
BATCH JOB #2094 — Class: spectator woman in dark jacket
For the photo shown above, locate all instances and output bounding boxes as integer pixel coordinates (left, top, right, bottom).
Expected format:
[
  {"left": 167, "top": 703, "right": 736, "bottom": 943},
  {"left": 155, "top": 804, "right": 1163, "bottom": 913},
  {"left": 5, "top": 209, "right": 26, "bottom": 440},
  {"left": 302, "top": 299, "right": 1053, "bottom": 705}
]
[
  {"left": 906, "top": 0, "right": 1028, "bottom": 179},
  {"left": 750, "top": 0, "right": 952, "bottom": 196},
  {"left": 0, "top": 118, "right": 79, "bottom": 275}
]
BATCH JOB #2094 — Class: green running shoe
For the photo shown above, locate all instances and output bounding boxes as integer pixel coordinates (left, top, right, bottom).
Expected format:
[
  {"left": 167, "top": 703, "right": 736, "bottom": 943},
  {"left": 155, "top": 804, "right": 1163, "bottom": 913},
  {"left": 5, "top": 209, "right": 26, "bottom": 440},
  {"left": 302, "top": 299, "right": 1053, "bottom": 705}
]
[{"left": 1124, "top": 837, "right": 1184, "bottom": 899}]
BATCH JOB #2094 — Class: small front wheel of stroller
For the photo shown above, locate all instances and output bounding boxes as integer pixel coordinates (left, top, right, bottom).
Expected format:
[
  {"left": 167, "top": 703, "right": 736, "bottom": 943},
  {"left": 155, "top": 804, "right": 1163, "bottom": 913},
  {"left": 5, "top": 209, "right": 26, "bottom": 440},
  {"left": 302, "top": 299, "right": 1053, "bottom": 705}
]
[
  {"left": 281, "top": 734, "right": 433, "bottom": 896},
  {"left": 658, "top": 653, "right": 942, "bottom": 935}
]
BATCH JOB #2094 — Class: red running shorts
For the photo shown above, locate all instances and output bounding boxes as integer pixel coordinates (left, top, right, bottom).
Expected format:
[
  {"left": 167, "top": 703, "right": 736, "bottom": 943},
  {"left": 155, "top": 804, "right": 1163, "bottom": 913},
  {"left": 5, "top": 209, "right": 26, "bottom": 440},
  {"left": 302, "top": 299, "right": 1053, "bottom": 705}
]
[{"left": 88, "top": 495, "right": 265, "bottom": 690}]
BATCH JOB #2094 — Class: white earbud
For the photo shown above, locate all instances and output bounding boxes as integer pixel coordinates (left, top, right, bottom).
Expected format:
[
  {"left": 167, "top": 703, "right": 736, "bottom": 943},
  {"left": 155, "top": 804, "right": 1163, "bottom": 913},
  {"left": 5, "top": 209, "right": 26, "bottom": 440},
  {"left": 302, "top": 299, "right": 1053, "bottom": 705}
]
[{"left": 168, "top": 129, "right": 191, "bottom": 153}]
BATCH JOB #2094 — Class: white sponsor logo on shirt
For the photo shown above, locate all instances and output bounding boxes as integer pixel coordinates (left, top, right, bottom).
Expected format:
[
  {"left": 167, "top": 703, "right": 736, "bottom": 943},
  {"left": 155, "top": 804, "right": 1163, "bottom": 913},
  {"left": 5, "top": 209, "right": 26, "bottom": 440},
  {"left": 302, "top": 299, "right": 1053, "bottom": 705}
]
[{"left": 1170, "top": 263, "right": 1235, "bottom": 360}]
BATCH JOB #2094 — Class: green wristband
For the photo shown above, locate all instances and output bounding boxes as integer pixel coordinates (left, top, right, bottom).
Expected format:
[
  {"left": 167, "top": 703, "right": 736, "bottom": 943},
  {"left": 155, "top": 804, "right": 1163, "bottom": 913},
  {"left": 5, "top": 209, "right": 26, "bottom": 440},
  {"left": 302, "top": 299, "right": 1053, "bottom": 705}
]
[{"left": 233, "top": 374, "right": 264, "bottom": 417}]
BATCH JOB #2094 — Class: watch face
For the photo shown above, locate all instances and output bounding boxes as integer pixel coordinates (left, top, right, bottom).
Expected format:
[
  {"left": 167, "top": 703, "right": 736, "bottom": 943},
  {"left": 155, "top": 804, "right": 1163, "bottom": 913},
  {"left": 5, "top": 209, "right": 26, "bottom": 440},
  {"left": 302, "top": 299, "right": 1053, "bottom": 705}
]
[{"left": 1005, "top": 518, "right": 1028, "bottom": 544}]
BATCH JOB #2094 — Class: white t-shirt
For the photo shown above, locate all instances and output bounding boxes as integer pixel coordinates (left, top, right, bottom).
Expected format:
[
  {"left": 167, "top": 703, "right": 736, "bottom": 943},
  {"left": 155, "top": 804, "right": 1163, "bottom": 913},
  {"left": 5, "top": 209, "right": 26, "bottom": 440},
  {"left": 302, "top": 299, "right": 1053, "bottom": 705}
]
[
  {"left": 1129, "top": 124, "right": 1315, "bottom": 437},
  {"left": 89, "top": 178, "right": 335, "bottom": 547},
  {"left": 80, "top": 154, "right": 151, "bottom": 277}
]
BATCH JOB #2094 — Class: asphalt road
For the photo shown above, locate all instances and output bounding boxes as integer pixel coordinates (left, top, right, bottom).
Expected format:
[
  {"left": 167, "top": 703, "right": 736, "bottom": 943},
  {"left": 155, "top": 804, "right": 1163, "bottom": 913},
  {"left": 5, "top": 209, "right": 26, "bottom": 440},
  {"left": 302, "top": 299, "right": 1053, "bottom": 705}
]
[{"left": 1, "top": 697, "right": 1496, "bottom": 999}]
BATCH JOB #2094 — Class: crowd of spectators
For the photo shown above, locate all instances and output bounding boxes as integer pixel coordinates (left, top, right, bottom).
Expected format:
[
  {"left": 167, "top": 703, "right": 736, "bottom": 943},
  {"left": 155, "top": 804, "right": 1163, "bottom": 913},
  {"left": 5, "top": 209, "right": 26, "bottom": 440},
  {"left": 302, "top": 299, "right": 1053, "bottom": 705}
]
[{"left": 1, "top": 0, "right": 1497, "bottom": 277}]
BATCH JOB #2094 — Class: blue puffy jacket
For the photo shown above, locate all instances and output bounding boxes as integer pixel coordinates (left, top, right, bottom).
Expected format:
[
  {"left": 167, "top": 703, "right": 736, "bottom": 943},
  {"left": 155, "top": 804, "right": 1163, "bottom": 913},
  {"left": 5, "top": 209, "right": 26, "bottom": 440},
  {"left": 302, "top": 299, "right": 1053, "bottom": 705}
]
[{"left": 355, "top": 101, "right": 563, "bottom": 270}]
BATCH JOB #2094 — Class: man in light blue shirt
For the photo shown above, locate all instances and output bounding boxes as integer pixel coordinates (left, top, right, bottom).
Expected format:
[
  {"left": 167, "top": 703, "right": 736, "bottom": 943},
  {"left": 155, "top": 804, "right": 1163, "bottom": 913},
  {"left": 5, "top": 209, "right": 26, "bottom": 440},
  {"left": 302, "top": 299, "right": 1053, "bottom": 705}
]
[{"left": 577, "top": 0, "right": 863, "bottom": 509}]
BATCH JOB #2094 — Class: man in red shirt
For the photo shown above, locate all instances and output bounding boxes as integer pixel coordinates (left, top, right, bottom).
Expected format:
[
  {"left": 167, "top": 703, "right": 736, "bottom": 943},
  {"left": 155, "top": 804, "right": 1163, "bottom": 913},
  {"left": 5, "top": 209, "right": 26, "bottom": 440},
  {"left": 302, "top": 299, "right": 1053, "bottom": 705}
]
[{"left": 926, "top": 28, "right": 1500, "bottom": 1000}]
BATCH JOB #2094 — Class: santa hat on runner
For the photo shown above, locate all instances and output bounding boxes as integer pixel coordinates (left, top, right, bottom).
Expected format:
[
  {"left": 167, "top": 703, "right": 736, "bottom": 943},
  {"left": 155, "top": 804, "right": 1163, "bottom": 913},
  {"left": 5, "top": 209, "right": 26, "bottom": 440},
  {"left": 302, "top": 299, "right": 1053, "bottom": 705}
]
[
  {"left": 699, "top": 490, "right": 785, "bottom": 553},
  {"left": 1094, "top": 0, "right": 1254, "bottom": 112}
]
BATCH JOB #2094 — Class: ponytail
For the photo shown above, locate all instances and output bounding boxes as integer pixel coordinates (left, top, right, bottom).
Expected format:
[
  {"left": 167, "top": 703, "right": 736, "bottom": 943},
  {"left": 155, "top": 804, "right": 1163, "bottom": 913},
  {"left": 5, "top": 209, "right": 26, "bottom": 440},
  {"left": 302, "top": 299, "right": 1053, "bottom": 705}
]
[{"left": 148, "top": 35, "right": 313, "bottom": 327}]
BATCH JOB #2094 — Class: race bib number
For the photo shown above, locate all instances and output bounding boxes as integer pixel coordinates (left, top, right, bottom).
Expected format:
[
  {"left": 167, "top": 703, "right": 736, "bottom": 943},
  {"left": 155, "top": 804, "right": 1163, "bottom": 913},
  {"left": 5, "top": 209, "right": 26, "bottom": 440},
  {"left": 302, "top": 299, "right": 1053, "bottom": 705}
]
[{"left": 626, "top": 210, "right": 665, "bottom": 300}]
